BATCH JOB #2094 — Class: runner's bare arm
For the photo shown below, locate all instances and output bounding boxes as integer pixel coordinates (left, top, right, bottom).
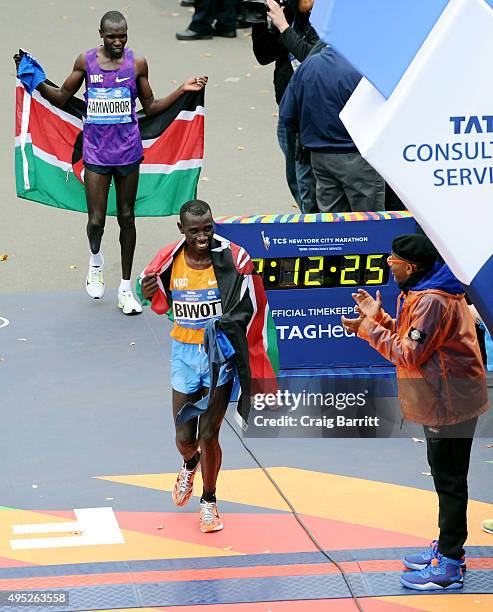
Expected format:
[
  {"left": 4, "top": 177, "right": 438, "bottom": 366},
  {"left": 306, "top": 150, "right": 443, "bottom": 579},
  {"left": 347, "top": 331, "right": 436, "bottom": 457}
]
[
  {"left": 135, "top": 56, "right": 207, "bottom": 117},
  {"left": 36, "top": 54, "right": 86, "bottom": 107}
]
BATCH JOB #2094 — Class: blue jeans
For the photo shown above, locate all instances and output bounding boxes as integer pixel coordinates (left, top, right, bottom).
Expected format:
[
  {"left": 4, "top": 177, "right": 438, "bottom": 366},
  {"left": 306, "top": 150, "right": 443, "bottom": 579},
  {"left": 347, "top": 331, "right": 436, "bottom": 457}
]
[{"left": 277, "top": 120, "right": 316, "bottom": 213}]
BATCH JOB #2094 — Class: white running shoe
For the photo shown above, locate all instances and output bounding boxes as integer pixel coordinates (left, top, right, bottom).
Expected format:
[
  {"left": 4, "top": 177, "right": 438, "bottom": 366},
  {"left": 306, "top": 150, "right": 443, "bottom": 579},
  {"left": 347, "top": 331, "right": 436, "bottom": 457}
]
[
  {"left": 118, "top": 289, "right": 143, "bottom": 315},
  {"left": 86, "top": 261, "right": 105, "bottom": 299}
]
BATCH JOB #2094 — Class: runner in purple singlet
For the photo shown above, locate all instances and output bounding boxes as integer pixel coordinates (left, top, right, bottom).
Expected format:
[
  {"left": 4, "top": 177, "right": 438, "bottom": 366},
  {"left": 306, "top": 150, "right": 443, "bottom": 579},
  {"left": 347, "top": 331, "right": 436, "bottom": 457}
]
[{"left": 22, "top": 11, "right": 207, "bottom": 314}]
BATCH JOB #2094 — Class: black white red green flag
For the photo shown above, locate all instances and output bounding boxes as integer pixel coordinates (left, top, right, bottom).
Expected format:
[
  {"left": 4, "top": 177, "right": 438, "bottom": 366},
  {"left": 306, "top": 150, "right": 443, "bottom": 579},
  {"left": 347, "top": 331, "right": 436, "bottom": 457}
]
[{"left": 15, "top": 80, "right": 204, "bottom": 216}]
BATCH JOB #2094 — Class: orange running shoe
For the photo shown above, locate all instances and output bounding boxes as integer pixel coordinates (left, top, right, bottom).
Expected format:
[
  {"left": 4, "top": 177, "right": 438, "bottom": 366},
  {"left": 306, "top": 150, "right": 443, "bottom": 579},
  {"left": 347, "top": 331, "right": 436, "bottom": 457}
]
[
  {"left": 199, "top": 500, "right": 224, "bottom": 533},
  {"left": 172, "top": 458, "right": 200, "bottom": 507}
]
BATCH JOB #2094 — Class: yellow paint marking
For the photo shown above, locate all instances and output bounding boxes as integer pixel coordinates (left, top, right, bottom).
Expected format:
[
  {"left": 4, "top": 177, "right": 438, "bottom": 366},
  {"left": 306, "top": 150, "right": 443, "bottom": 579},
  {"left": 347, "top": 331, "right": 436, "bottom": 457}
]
[
  {"left": 0, "top": 508, "right": 239, "bottom": 566},
  {"left": 379, "top": 594, "right": 493, "bottom": 611},
  {"left": 97, "top": 468, "right": 493, "bottom": 544}
]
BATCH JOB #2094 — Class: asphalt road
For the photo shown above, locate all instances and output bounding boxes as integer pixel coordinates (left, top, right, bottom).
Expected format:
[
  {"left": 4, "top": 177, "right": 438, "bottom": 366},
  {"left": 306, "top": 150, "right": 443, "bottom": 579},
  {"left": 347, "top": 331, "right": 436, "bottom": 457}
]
[{"left": 1, "top": 0, "right": 294, "bottom": 294}]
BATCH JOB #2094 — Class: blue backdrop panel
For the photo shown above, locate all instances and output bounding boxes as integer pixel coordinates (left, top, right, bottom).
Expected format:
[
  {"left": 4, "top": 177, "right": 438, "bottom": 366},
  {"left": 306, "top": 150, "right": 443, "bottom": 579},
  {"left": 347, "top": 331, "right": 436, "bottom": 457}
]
[
  {"left": 216, "top": 212, "right": 417, "bottom": 370},
  {"left": 310, "top": 0, "right": 449, "bottom": 98}
]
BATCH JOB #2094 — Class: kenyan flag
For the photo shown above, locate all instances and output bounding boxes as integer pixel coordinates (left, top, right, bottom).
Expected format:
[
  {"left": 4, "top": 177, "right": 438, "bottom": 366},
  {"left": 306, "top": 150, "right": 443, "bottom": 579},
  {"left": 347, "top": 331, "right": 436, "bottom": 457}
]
[{"left": 15, "top": 80, "right": 204, "bottom": 216}]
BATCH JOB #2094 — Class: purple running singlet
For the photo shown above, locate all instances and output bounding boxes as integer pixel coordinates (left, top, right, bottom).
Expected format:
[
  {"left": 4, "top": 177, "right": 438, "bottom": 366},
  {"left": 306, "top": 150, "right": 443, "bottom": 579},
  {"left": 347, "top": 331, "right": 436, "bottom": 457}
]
[{"left": 83, "top": 47, "right": 143, "bottom": 166}]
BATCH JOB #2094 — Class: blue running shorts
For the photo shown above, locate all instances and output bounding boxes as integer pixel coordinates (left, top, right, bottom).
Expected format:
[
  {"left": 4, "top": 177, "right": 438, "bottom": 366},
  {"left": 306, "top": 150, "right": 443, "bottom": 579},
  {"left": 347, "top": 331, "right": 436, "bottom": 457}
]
[{"left": 171, "top": 339, "right": 235, "bottom": 394}]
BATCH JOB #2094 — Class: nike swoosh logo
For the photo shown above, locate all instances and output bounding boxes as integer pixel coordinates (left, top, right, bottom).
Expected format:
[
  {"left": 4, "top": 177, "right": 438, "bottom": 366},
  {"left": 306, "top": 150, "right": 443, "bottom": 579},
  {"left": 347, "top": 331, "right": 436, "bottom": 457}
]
[
  {"left": 208, "top": 280, "right": 217, "bottom": 286},
  {"left": 115, "top": 76, "right": 130, "bottom": 83}
]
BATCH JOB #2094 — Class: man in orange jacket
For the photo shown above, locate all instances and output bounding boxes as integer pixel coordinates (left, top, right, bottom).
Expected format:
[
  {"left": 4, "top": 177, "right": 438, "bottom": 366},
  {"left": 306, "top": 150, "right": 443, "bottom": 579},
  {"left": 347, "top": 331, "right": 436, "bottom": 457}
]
[{"left": 342, "top": 233, "right": 488, "bottom": 591}]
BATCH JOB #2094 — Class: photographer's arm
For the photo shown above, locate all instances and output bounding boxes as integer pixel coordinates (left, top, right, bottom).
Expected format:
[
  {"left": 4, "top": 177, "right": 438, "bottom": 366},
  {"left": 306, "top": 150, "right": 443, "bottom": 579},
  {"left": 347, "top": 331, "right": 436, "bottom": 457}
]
[
  {"left": 264, "top": 0, "right": 319, "bottom": 62},
  {"left": 279, "top": 25, "right": 319, "bottom": 62}
]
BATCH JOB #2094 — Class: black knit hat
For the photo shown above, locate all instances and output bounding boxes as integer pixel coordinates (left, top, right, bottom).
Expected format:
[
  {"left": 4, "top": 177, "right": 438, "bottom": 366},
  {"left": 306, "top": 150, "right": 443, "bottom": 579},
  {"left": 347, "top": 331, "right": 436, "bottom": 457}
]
[{"left": 391, "top": 234, "right": 438, "bottom": 266}]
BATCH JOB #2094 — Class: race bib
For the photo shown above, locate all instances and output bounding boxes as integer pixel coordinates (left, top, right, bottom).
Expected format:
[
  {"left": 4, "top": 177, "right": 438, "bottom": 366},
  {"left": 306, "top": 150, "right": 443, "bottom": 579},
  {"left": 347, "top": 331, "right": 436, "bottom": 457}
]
[
  {"left": 172, "top": 288, "right": 222, "bottom": 329},
  {"left": 86, "top": 87, "right": 132, "bottom": 124}
]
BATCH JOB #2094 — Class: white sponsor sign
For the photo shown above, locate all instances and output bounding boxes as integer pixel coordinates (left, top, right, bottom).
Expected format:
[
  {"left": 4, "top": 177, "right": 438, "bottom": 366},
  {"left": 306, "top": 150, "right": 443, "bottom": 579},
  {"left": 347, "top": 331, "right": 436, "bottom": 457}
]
[{"left": 341, "top": 0, "right": 493, "bottom": 287}]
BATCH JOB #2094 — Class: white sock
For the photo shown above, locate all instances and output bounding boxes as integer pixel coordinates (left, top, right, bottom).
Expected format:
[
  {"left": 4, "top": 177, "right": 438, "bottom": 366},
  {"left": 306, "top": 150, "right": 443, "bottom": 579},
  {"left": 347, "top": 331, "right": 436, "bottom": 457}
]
[
  {"left": 90, "top": 252, "right": 103, "bottom": 267},
  {"left": 119, "top": 279, "right": 132, "bottom": 293}
]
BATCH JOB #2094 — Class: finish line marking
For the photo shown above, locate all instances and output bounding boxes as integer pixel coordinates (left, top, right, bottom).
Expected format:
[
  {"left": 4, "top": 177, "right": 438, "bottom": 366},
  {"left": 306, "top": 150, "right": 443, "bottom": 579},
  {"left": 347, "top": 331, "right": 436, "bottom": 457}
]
[{"left": 10, "top": 507, "right": 124, "bottom": 550}]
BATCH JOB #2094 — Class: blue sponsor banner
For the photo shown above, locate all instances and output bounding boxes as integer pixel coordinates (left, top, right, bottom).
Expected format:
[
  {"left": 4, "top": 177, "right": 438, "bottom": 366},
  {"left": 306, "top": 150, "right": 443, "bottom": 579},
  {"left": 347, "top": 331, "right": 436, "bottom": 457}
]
[{"left": 216, "top": 213, "right": 417, "bottom": 370}]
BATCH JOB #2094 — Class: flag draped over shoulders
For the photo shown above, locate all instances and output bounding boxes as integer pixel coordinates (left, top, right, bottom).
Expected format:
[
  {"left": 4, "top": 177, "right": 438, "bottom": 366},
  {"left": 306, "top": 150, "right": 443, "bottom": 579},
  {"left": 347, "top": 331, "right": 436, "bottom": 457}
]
[
  {"left": 14, "top": 80, "right": 204, "bottom": 217},
  {"left": 137, "top": 235, "right": 280, "bottom": 428}
]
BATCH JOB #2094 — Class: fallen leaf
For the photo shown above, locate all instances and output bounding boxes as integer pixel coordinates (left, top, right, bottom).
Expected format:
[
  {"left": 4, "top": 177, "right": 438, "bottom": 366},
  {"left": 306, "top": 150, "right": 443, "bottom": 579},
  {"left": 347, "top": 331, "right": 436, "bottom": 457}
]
[
  {"left": 171, "top": 79, "right": 178, "bottom": 84},
  {"left": 171, "top": 12, "right": 180, "bottom": 17},
  {"left": 69, "top": 264, "right": 77, "bottom": 270},
  {"left": 412, "top": 437, "right": 425, "bottom": 443},
  {"left": 262, "top": 549, "right": 270, "bottom": 553},
  {"left": 222, "top": 545, "right": 233, "bottom": 551},
  {"left": 245, "top": 73, "right": 252, "bottom": 78},
  {"left": 249, "top": 106, "right": 256, "bottom": 110},
  {"left": 272, "top": 112, "right": 279, "bottom": 118},
  {"left": 72, "top": 530, "right": 83, "bottom": 535},
  {"left": 224, "top": 77, "right": 241, "bottom": 83},
  {"left": 0, "top": 254, "right": 9, "bottom": 261},
  {"left": 62, "top": 15, "right": 69, "bottom": 21},
  {"left": 157, "top": 525, "right": 164, "bottom": 530},
  {"left": 203, "top": 53, "right": 213, "bottom": 58},
  {"left": 291, "top": 204, "right": 298, "bottom": 209},
  {"left": 421, "top": 471, "right": 432, "bottom": 477},
  {"left": 236, "top": 145, "right": 245, "bottom": 151},
  {"left": 243, "top": 31, "right": 252, "bottom": 38},
  {"left": 200, "top": 176, "right": 209, "bottom": 181},
  {"left": 486, "top": 443, "right": 493, "bottom": 448}
]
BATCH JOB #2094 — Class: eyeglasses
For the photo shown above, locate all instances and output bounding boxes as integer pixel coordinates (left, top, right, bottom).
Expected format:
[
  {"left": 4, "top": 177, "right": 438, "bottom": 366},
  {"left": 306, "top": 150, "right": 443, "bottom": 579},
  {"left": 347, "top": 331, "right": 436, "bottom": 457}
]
[{"left": 387, "top": 256, "right": 408, "bottom": 266}]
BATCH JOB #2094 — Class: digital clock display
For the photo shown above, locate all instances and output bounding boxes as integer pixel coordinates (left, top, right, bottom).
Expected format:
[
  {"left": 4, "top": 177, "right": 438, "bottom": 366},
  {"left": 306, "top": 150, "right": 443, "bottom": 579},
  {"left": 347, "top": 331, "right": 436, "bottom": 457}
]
[{"left": 252, "top": 254, "right": 389, "bottom": 290}]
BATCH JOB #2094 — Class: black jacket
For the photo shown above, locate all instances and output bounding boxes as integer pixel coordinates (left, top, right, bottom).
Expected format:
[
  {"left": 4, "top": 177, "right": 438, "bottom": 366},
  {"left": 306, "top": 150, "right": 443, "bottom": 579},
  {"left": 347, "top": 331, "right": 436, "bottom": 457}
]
[{"left": 252, "top": 3, "right": 319, "bottom": 104}]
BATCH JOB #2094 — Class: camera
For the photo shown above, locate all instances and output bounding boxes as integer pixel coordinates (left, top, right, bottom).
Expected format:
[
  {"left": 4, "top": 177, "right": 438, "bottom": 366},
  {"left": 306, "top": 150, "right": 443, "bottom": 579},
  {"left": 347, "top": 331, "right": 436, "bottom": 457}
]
[{"left": 241, "top": 0, "right": 287, "bottom": 25}]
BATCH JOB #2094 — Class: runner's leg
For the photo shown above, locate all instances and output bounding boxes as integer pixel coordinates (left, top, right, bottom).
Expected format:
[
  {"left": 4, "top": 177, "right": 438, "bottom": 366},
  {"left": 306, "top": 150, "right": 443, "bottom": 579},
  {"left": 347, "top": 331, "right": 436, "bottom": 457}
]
[
  {"left": 114, "top": 168, "right": 139, "bottom": 281},
  {"left": 172, "top": 388, "right": 203, "bottom": 462},
  {"left": 198, "top": 379, "right": 233, "bottom": 496},
  {"left": 84, "top": 169, "right": 112, "bottom": 254}
]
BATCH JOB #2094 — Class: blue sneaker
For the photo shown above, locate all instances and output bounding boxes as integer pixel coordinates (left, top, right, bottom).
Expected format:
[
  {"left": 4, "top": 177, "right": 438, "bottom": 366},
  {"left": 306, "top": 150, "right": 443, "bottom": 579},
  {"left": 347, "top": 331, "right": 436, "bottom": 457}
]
[
  {"left": 403, "top": 540, "right": 466, "bottom": 570},
  {"left": 400, "top": 552, "right": 464, "bottom": 591}
]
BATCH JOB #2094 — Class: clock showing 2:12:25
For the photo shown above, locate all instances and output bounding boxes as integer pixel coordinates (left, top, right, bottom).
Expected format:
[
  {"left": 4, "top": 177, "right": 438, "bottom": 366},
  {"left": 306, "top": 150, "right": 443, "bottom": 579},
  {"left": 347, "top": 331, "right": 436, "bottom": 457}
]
[{"left": 251, "top": 254, "right": 389, "bottom": 290}]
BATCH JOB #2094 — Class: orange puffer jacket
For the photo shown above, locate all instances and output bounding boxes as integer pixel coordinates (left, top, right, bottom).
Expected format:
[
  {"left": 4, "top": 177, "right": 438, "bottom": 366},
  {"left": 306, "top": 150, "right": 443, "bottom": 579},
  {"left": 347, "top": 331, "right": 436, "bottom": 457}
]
[{"left": 358, "top": 266, "right": 488, "bottom": 427}]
